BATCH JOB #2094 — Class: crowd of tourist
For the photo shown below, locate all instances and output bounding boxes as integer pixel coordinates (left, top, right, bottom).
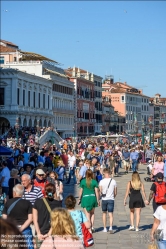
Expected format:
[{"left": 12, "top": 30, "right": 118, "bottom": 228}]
[{"left": 0, "top": 134, "right": 166, "bottom": 249}]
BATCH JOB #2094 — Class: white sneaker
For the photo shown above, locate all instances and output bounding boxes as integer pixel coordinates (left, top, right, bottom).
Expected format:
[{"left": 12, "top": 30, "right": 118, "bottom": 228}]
[
  {"left": 102, "top": 228, "right": 108, "bottom": 232},
  {"left": 135, "top": 227, "right": 139, "bottom": 232},
  {"left": 129, "top": 226, "right": 135, "bottom": 231}
]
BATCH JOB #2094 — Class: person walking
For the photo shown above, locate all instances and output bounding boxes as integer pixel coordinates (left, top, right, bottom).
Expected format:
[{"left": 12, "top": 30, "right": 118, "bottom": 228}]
[
  {"left": 40, "top": 208, "right": 84, "bottom": 249},
  {"left": 148, "top": 172, "right": 166, "bottom": 212},
  {"left": 33, "top": 183, "right": 62, "bottom": 244},
  {"left": 124, "top": 172, "right": 149, "bottom": 231},
  {"left": 78, "top": 169, "right": 100, "bottom": 233},
  {"left": 122, "top": 148, "right": 130, "bottom": 174},
  {"left": 0, "top": 161, "right": 10, "bottom": 196},
  {"left": 8, "top": 169, "right": 19, "bottom": 199},
  {"left": 151, "top": 203, "right": 166, "bottom": 249},
  {"left": 99, "top": 168, "right": 117, "bottom": 233},
  {"left": 65, "top": 195, "right": 91, "bottom": 241},
  {"left": 2, "top": 184, "right": 34, "bottom": 249},
  {"left": 130, "top": 148, "right": 139, "bottom": 172},
  {"left": 66, "top": 151, "right": 77, "bottom": 184}
]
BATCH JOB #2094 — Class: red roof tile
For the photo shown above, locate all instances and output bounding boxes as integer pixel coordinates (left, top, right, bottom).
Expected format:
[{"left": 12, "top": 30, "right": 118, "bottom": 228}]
[{"left": 0, "top": 45, "right": 17, "bottom": 52}]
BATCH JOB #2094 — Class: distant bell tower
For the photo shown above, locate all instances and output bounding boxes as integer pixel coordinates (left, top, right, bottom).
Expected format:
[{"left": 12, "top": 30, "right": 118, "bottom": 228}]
[{"left": 104, "top": 75, "right": 114, "bottom": 84}]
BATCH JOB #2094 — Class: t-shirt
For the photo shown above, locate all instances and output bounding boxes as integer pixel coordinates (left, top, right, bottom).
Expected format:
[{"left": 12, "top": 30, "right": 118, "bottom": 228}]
[
  {"left": 69, "top": 210, "right": 87, "bottom": 239},
  {"left": 68, "top": 155, "right": 76, "bottom": 168},
  {"left": 2, "top": 197, "right": 32, "bottom": 225},
  {"left": 0, "top": 167, "right": 10, "bottom": 187},
  {"left": 153, "top": 205, "right": 166, "bottom": 240},
  {"left": 22, "top": 186, "right": 43, "bottom": 205},
  {"left": 33, "top": 198, "right": 62, "bottom": 235},
  {"left": 79, "top": 165, "right": 87, "bottom": 178},
  {"left": 99, "top": 178, "right": 117, "bottom": 201},
  {"left": 153, "top": 162, "right": 164, "bottom": 176}
]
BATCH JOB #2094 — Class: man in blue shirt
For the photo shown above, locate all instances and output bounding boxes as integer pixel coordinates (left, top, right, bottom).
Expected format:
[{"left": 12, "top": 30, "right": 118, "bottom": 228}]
[
  {"left": 78, "top": 162, "right": 88, "bottom": 183},
  {"left": 130, "top": 148, "right": 139, "bottom": 172},
  {"left": 122, "top": 148, "right": 130, "bottom": 174}
]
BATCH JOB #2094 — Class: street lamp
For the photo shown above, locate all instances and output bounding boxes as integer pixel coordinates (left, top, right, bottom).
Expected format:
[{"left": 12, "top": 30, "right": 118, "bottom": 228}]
[
  {"left": 133, "top": 113, "right": 138, "bottom": 143},
  {"left": 141, "top": 119, "right": 145, "bottom": 145},
  {"left": 148, "top": 115, "right": 153, "bottom": 146},
  {"left": 160, "top": 113, "right": 166, "bottom": 153},
  {"left": 73, "top": 126, "right": 76, "bottom": 140},
  {"left": 15, "top": 117, "right": 19, "bottom": 144},
  {"left": 51, "top": 122, "right": 54, "bottom": 144},
  {"left": 36, "top": 120, "right": 40, "bottom": 143},
  {"left": 100, "top": 125, "right": 103, "bottom": 134}
]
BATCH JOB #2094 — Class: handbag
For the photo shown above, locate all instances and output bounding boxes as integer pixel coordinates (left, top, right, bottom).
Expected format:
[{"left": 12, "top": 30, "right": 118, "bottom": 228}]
[
  {"left": 148, "top": 242, "right": 157, "bottom": 249},
  {"left": 80, "top": 211, "right": 94, "bottom": 247}
]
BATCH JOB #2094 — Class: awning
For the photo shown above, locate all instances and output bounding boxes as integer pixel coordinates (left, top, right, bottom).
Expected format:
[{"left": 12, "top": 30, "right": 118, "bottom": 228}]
[{"left": 0, "top": 146, "right": 12, "bottom": 156}]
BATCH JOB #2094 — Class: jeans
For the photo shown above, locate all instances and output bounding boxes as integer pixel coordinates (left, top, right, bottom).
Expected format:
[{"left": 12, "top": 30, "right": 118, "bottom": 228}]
[
  {"left": 157, "top": 240, "right": 166, "bottom": 249},
  {"left": 66, "top": 167, "right": 77, "bottom": 184},
  {"left": 22, "top": 226, "right": 34, "bottom": 249},
  {"left": 132, "top": 159, "right": 137, "bottom": 172},
  {"left": 102, "top": 199, "right": 114, "bottom": 212},
  {"left": 114, "top": 162, "right": 120, "bottom": 174}
]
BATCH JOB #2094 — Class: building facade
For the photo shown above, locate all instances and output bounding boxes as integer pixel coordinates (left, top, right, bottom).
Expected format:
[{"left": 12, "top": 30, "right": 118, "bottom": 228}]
[
  {"left": 0, "top": 68, "right": 53, "bottom": 134},
  {"left": 65, "top": 67, "right": 95, "bottom": 136},
  {"left": 102, "top": 78, "right": 150, "bottom": 134},
  {"left": 0, "top": 40, "right": 75, "bottom": 138}
]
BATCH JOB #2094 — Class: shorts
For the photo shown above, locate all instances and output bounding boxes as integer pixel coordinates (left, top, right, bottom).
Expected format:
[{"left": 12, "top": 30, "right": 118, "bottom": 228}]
[
  {"left": 102, "top": 199, "right": 114, "bottom": 213},
  {"left": 123, "top": 160, "right": 130, "bottom": 167}
]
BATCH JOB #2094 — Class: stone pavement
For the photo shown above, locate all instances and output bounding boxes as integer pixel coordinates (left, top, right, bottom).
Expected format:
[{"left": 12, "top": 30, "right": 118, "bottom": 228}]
[{"left": 63, "top": 164, "right": 156, "bottom": 249}]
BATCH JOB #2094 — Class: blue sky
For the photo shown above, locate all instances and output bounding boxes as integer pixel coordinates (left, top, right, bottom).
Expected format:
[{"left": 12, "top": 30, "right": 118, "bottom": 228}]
[{"left": 1, "top": 1, "right": 166, "bottom": 97}]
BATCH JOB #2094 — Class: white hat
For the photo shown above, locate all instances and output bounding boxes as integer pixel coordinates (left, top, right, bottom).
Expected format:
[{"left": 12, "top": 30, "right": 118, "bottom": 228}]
[
  {"left": 148, "top": 160, "right": 152, "bottom": 163},
  {"left": 36, "top": 169, "right": 45, "bottom": 175}
]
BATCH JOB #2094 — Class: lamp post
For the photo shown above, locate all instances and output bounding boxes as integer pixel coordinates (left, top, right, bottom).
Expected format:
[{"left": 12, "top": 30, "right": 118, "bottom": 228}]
[
  {"left": 148, "top": 115, "right": 153, "bottom": 146},
  {"left": 51, "top": 122, "right": 54, "bottom": 145},
  {"left": 36, "top": 120, "right": 40, "bottom": 143},
  {"left": 73, "top": 126, "right": 76, "bottom": 140},
  {"left": 100, "top": 125, "right": 103, "bottom": 134},
  {"left": 15, "top": 117, "right": 19, "bottom": 144},
  {"left": 160, "top": 112, "right": 166, "bottom": 153},
  {"left": 133, "top": 113, "right": 138, "bottom": 143},
  {"left": 141, "top": 119, "right": 145, "bottom": 145}
]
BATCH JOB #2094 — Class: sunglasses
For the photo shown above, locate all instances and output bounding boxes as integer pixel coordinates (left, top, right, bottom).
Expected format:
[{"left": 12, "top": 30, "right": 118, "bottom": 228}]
[{"left": 38, "top": 174, "right": 44, "bottom": 176}]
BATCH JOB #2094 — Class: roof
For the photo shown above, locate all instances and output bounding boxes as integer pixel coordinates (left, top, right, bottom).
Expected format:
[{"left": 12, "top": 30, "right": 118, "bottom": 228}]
[
  {"left": 0, "top": 39, "right": 18, "bottom": 48},
  {"left": 44, "top": 68, "right": 67, "bottom": 78},
  {"left": 20, "top": 51, "right": 59, "bottom": 63},
  {"left": 67, "top": 67, "right": 87, "bottom": 73},
  {"left": 0, "top": 45, "right": 17, "bottom": 53}
]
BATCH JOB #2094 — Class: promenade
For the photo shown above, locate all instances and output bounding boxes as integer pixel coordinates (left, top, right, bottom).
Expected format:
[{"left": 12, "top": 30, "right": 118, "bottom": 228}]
[{"left": 63, "top": 164, "right": 155, "bottom": 249}]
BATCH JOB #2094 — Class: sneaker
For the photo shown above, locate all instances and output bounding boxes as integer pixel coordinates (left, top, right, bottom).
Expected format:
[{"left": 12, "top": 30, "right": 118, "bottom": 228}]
[
  {"left": 102, "top": 228, "right": 107, "bottom": 233},
  {"left": 109, "top": 229, "right": 114, "bottom": 234},
  {"left": 135, "top": 227, "right": 139, "bottom": 232},
  {"left": 129, "top": 226, "right": 135, "bottom": 231}
]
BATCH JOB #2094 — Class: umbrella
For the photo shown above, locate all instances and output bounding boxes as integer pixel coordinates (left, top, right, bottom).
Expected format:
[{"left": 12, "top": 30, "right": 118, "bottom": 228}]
[{"left": 0, "top": 146, "right": 12, "bottom": 156}]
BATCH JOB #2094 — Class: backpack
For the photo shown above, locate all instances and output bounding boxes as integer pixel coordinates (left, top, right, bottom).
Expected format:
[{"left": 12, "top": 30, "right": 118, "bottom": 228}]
[{"left": 154, "top": 182, "right": 166, "bottom": 204}]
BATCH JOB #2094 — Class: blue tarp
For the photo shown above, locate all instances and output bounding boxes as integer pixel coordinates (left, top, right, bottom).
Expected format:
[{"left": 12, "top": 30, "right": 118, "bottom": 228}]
[{"left": 0, "top": 146, "right": 12, "bottom": 156}]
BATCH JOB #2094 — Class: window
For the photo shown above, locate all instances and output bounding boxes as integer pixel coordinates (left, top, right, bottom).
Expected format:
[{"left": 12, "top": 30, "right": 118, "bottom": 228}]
[
  {"left": 0, "top": 56, "right": 4, "bottom": 64},
  {"left": 121, "top": 96, "right": 125, "bottom": 102},
  {"left": 28, "top": 91, "right": 30, "bottom": 107},
  {"left": 43, "top": 94, "right": 45, "bottom": 108},
  {"left": 33, "top": 92, "right": 35, "bottom": 108},
  {"left": 48, "top": 95, "right": 49, "bottom": 109},
  {"left": 38, "top": 93, "right": 40, "bottom": 108},
  {"left": 17, "top": 88, "right": 20, "bottom": 105},
  {"left": 23, "top": 89, "right": 25, "bottom": 106},
  {"left": 0, "top": 88, "right": 4, "bottom": 105}
]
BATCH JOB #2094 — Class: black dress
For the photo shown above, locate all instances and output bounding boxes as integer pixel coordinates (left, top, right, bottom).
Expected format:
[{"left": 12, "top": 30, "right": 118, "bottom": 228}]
[{"left": 129, "top": 182, "right": 145, "bottom": 209}]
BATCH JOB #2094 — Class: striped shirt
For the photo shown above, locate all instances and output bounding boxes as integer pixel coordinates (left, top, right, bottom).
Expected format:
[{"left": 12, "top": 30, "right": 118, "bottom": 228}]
[{"left": 23, "top": 185, "right": 43, "bottom": 205}]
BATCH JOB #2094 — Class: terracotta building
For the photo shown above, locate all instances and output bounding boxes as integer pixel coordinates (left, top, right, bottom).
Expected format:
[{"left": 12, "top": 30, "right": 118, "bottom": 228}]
[{"left": 102, "top": 77, "right": 150, "bottom": 133}]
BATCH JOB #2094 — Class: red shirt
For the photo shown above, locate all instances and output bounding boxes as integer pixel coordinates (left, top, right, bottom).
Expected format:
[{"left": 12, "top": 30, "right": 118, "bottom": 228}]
[{"left": 34, "top": 179, "right": 48, "bottom": 196}]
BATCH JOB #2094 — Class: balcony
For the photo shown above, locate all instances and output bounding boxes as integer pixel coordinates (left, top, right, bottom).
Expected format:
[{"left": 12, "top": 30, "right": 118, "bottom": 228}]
[{"left": 53, "top": 107, "right": 75, "bottom": 114}]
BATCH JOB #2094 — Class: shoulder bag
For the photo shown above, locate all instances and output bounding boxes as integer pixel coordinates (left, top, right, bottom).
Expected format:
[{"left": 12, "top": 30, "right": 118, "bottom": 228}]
[
  {"left": 7, "top": 198, "right": 21, "bottom": 215},
  {"left": 102, "top": 179, "right": 112, "bottom": 198}
]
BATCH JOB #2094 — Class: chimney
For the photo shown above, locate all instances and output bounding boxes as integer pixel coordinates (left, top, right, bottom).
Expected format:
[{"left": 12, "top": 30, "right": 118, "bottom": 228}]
[
  {"left": 85, "top": 71, "right": 89, "bottom": 80},
  {"left": 77, "top": 67, "right": 80, "bottom": 77},
  {"left": 72, "top": 66, "right": 76, "bottom": 77}
]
